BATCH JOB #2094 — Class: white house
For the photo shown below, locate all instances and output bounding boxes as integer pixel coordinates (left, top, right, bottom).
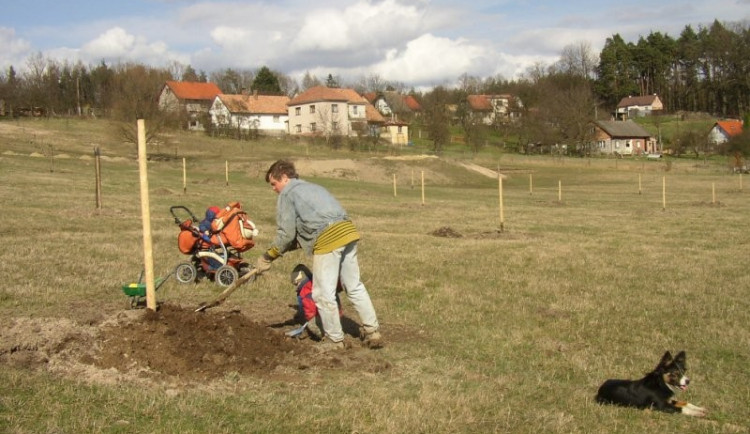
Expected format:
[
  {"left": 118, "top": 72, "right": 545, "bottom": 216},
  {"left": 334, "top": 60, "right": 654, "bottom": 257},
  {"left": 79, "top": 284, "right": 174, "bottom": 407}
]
[
  {"left": 708, "top": 119, "right": 743, "bottom": 145},
  {"left": 467, "top": 94, "right": 522, "bottom": 125},
  {"left": 209, "top": 93, "right": 290, "bottom": 136},
  {"left": 287, "top": 86, "right": 384, "bottom": 137},
  {"left": 616, "top": 95, "right": 663, "bottom": 120}
]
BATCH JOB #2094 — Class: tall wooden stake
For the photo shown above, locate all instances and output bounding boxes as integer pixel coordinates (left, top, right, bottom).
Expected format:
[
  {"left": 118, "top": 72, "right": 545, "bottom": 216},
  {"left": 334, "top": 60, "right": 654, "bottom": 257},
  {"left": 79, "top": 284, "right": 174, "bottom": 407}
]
[
  {"left": 94, "top": 146, "right": 102, "bottom": 209},
  {"left": 137, "top": 119, "right": 157, "bottom": 311},
  {"left": 421, "top": 171, "right": 425, "bottom": 206},
  {"left": 529, "top": 173, "right": 533, "bottom": 195},
  {"left": 498, "top": 174, "right": 505, "bottom": 232},
  {"left": 638, "top": 173, "right": 642, "bottom": 195},
  {"left": 712, "top": 182, "right": 716, "bottom": 204},
  {"left": 558, "top": 180, "right": 562, "bottom": 202},
  {"left": 182, "top": 158, "right": 187, "bottom": 194},
  {"left": 225, "top": 160, "right": 229, "bottom": 186},
  {"left": 662, "top": 176, "right": 666, "bottom": 211},
  {"left": 393, "top": 174, "right": 397, "bottom": 197}
]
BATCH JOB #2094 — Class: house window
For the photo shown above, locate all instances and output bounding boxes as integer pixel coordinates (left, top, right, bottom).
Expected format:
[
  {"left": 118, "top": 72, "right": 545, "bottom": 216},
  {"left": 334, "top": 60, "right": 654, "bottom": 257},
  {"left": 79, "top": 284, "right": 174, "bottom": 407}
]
[
  {"left": 352, "top": 105, "right": 358, "bottom": 115},
  {"left": 295, "top": 107, "right": 301, "bottom": 116},
  {"left": 310, "top": 122, "right": 317, "bottom": 132},
  {"left": 310, "top": 105, "right": 316, "bottom": 114},
  {"left": 273, "top": 115, "right": 280, "bottom": 123},
  {"left": 295, "top": 124, "right": 302, "bottom": 133},
  {"left": 397, "top": 126, "right": 403, "bottom": 133},
  {"left": 332, "top": 121, "right": 338, "bottom": 131},
  {"left": 332, "top": 104, "right": 338, "bottom": 113}
]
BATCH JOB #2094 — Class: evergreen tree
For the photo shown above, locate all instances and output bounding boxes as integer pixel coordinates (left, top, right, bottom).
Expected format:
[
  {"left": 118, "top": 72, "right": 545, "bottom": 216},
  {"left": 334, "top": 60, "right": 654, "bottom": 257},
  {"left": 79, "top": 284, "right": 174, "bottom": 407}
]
[
  {"left": 325, "top": 74, "right": 339, "bottom": 88},
  {"left": 251, "top": 66, "right": 281, "bottom": 93}
]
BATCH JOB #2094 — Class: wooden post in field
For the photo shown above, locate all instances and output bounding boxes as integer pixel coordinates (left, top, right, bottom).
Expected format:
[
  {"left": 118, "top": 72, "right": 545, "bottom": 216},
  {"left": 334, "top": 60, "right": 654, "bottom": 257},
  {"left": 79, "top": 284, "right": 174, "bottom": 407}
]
[
  {"left": 740, "top": 173, "right": 743, "bottom": 191},
  {"left": 662, "top": 176, "right": 666, "bottom": 211},
  {"left": 137, "top": 119, "right": 157, "bottom": 311},
  {"left": 225, "top": 160, "right": 229, "bottom": 187},
  {"left": 558, "top": 180, "right": 562, "bottom": 202},
  {"left": 393, "top": 174, "right": 397, "bottom": 197},
  {"left": 411, "top": 169, "right": 414, "bottom": 189},
  {"left": 529, "top": 173, "right": 533, "bottom": 195},
  {"left": 498, "top": 174, "right": 505, "bottom": 232},
  {"left": 421, "top": 170, "right": 425, "bottom": 206},
  {"left": 182, "top": 158, "right": 187, "bottom": 194},
  {"left": 638, "top": 173, "right": 642, "bottom": 195},
  {"left": 712, "top": 182, "right": 716, "bottom": 204},
  {"left": 94, "top": 146, "right": 102, "bottom": 209}
]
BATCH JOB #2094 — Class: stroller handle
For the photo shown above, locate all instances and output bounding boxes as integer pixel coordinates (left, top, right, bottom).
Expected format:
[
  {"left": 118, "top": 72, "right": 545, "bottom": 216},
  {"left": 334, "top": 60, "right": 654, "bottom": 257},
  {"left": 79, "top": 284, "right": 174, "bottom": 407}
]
[{"left": 170, "top": 205, "right": 199, "bottom": 225}]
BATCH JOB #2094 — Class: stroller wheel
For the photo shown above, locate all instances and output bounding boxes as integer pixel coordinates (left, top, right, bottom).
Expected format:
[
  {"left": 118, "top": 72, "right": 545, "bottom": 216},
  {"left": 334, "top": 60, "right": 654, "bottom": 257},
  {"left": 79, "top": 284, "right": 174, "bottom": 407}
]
[
  {"left": 175, "top": 262, "right": 198, "bottom": 284},
  {"left": 215, "top": 265, "right": 239, "bottom": 287}
]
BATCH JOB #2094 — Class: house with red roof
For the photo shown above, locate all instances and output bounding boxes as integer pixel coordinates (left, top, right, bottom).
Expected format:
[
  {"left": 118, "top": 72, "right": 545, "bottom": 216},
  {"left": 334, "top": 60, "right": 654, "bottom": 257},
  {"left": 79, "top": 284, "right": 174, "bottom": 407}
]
[
  {"left": 209, "top": 92, "right": 290, "bottom": 136},
  {"left": 466, "top": 94, "right": 522, "bottom": 125},
  {"left": 616, "top": 94, "right": 663, "bottom": 120},
  {"left": 287, "top": 86, "right": 385, "bottom": 139},
  {"left": 708, "top": 119, "right": 743, "bottom": 145},
  {"left": 158, "top": 80, "right": 222, "bottom": 131},
  {"left": 364, "top": 91, "right": 422, "bottom": 121}
]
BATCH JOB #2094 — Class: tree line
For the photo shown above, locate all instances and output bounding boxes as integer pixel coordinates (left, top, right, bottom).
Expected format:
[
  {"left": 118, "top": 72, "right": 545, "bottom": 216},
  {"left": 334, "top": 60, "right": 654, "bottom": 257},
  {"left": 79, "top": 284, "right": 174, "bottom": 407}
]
[{"left": 0, "top": 19, "right": 747, "bottom": 131}]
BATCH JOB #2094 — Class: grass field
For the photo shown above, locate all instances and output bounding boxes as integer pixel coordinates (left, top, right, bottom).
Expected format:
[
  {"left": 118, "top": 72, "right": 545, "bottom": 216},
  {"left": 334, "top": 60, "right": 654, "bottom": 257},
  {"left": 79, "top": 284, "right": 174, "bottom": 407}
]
[{"left": 1, "top": 118, "right": 749, "bottom": 433}]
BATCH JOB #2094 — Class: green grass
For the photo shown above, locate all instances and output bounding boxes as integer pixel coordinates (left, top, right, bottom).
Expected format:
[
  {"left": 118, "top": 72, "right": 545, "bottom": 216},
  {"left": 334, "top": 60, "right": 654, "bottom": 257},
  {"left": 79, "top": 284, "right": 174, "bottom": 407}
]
[{"left": 1, "top": 118, "right": 749, "bottom": 433}]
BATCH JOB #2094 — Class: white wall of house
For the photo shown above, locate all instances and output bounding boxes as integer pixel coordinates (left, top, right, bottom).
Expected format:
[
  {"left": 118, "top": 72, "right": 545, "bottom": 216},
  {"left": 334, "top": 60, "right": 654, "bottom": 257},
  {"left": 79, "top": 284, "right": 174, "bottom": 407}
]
[
  {"left": 210, "top": 99, "right": 288, "bottom": 135},
  {"left": 708, "top": 126, "right": 729, "bottom": 144},
  {"left": 288, "top": 101, "right": 351, "bottom": 136}
]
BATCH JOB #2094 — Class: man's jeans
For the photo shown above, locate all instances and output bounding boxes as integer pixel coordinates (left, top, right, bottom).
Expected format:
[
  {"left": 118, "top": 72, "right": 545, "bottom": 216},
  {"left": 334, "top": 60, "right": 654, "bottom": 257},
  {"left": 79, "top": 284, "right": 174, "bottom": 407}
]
[{"left": 312, "top": 241, "right": 379, "bottom": 342}]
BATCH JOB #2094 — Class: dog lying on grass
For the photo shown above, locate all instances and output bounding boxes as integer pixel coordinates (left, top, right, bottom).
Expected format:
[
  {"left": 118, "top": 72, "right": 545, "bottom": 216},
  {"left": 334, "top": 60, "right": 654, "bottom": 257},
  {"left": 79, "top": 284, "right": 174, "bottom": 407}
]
[{"left": 596, "top": 350, "right": 707, "bottom": 417}]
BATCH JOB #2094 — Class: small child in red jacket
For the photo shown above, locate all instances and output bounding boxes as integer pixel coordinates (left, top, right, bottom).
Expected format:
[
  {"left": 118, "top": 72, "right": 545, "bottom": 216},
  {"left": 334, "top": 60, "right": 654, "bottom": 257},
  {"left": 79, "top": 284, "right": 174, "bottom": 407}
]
[{"left": 291, "top": 263, "right": 342, "bottom": 340}]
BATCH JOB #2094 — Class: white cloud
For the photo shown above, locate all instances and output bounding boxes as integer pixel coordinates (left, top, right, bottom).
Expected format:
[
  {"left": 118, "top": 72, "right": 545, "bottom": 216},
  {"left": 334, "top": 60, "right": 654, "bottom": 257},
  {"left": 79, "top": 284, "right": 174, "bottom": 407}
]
[
  {"left": 0, "top": 27, "right": 32, "bottom": 72},
  {"left": 82, "top": 27, "right": 135, "bottom": 59}
]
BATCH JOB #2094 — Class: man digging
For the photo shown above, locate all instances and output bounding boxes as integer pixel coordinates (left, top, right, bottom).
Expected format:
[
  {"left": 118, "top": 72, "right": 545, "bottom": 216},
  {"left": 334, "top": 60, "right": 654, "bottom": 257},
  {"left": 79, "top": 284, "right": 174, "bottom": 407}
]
[{"left": 255, "top": 159, "right": 383, "bottom": 350}]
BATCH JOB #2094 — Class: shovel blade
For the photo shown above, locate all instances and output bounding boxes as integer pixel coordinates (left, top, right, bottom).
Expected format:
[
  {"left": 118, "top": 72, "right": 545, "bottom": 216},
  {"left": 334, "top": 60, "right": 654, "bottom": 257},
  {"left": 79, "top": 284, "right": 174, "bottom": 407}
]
[{"left": 284, "top": 322, "right": 308, "bottom": 338}]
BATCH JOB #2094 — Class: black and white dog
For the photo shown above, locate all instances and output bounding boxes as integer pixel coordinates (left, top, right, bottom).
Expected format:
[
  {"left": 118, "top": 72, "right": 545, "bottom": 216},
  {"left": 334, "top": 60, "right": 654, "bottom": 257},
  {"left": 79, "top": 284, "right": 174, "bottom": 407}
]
[{"left": 596, "top": 351, "right": 707, "bottom": 417}]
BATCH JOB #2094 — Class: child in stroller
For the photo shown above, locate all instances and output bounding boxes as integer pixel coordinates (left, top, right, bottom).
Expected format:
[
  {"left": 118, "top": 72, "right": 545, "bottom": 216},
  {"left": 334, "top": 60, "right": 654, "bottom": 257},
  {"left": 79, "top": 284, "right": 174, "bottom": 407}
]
[{"left": 171, "top": 202, "right": 258, "bottom": 287}]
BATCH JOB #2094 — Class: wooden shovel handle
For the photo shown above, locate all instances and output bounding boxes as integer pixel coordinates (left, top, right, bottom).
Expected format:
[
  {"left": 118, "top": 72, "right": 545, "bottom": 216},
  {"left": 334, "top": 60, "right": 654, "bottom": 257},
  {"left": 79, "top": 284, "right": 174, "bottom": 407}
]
[{"left": 195, "top": 268, "right": 258, "bottom": 312}]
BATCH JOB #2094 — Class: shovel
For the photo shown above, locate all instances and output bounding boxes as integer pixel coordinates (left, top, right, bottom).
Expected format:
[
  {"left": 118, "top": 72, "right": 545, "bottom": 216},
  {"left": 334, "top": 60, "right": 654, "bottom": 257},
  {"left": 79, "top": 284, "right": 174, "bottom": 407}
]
[
  {"left": 195, "top": 268, "right": 258, "bottom": 312},
  {"left": 284, "top": 321, "right": 309, "bottom": 338}
]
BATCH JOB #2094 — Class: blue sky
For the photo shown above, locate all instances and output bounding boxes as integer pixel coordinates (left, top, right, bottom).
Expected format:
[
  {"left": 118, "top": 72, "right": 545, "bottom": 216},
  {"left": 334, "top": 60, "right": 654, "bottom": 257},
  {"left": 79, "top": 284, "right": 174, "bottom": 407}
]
[{"left": 1, "top": 0, "right": 748, "bottom": 89}]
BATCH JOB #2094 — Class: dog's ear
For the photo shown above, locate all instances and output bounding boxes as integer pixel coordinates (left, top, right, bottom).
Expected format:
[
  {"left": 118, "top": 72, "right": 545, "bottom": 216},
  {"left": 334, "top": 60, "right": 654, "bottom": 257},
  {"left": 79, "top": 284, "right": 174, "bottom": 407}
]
[
  {"left": 656, "top": 351, "right": 673, "bottom": 369},
  {"left": 673, "top": 351, "right": 686, "bottom": 368}
]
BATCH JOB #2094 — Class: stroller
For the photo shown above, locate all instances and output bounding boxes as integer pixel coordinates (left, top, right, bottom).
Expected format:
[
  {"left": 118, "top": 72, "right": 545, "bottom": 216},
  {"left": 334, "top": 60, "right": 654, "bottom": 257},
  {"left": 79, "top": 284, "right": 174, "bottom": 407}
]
[{"left": 171, "top": 202, "right": 258, "bottom": 287}]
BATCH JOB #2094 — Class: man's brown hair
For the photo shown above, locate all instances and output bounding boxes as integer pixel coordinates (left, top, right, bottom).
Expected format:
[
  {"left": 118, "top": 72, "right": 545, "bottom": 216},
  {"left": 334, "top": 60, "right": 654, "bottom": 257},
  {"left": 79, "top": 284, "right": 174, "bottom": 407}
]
[{"left": 265, "top": 159, "right": 299, "bottom": 182}]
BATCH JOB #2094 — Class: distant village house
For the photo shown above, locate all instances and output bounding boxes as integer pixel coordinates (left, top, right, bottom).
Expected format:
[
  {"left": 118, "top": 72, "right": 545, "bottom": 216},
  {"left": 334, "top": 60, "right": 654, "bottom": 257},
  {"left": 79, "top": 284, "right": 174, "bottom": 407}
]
[
  {"left": 708, "top": 119, "right": 743, "bottom": 145},
  {"left": 209, "top": 92, "right": 290, "bottom": 137},
  {"left": 466, "top": 94, "right": 522, "bottom": 125},
  {"left": 591, "top": 120, "right": 657, "bottom": 155},
  {"left": 616, "top": 94, "right": 663, "bottom": 120},
  {"left": 158, "top": 80, "right": 222, "bottom": 131}
]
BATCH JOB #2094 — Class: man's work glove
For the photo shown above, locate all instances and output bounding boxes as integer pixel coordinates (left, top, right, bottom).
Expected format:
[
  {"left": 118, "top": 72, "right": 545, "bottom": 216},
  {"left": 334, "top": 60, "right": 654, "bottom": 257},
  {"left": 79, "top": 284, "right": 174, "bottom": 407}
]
[
  {"left": 255, "top": 248, "right": 280, "bottom": 275},
  {"left": 254, "top": 254, "right": 273, "bottom": 275}
]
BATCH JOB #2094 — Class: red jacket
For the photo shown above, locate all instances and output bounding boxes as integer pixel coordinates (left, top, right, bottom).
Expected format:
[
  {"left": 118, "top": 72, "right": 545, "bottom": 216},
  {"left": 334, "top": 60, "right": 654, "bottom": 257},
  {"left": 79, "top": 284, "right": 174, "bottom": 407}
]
[{"left": 296, "top": 278, "right": 342, "bottom": 321}]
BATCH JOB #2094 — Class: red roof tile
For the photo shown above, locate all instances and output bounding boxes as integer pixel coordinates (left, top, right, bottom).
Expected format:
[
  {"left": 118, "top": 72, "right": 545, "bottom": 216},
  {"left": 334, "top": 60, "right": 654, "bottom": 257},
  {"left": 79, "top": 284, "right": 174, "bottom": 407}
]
[
  {"left": 165, "top": 80, "right": 222, "bottom": 101},
  {"left": 217, "top": 94, "right": 290, "bottom": 115},
  {"left": 467, "top": 95, "right": 492, "bottom": 111},
  {"left": 716, "top": 120, "right": 743, "bottom": 137},
  {"left": 289, "top": 86, "right": 366, "bottom": 105},
  {"left": 403, "top": 95, "right": 421, "bottom": 111}
]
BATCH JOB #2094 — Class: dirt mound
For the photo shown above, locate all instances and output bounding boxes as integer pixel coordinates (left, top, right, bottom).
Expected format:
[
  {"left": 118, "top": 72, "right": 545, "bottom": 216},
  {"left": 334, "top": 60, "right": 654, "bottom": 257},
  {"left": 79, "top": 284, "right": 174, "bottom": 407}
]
[
  {"left": 95, "top": 304, "right": 309, "bottom": 380},
  {"left": 1, "top": 303, "right": 393, "bottom": 388},
  {"left": 430, "top": 226, "right": 463, "bottom": 238}
]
